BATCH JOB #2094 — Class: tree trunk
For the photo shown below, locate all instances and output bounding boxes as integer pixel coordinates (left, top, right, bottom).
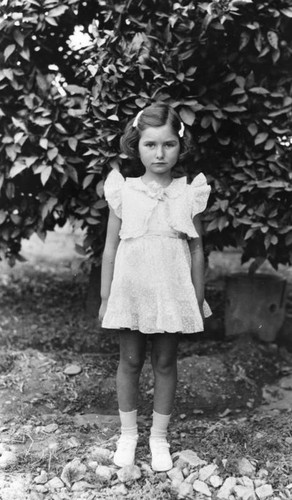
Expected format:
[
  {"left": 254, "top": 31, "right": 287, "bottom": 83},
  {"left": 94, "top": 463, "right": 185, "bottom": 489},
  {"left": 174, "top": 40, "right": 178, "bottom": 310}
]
[{"left": 85, "top": 263, "right": 101, "bottom": 317}]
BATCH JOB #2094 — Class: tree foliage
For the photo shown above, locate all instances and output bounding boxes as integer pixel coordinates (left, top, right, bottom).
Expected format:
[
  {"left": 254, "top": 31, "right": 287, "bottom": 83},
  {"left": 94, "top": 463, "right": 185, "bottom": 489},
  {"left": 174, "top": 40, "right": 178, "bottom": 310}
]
[{"left": 0, "top": 0, "right": 292, "bottom": 267}]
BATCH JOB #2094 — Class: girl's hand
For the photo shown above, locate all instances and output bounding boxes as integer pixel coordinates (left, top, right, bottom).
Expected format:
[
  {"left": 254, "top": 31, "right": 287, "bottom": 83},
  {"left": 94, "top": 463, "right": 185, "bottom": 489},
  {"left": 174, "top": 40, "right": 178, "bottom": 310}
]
[{"left": 98, "top": 299, "right": 108, "bottom": 324}]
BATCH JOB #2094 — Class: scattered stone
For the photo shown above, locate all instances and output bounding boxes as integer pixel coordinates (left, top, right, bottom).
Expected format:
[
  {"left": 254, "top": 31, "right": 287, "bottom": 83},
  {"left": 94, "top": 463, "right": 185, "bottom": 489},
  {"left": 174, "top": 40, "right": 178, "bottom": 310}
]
[
  {"left": 63, "top": 364, "right": 82, "bottom": 376},
  {"left": 234, "top": 484, "right": 256, "bottom": 500},
  {"left": 87, "top": 460, "right": 98, "bottom": 470},
  {"left": 209, "top": 475, "right": 223, "bottom": 488},
  {"left": 199, "top": 463, "right": 218, "bottom": 482},
  {"left": 193, "top": 479, "right": 212, "bottom": 496},
  {"left": 141, "top": 462, "right": 153, "bottom": 476},
  {"left": 111, "top": 483, "right": 128, "bottom": 495},
  {"left": 185, "top": 470, "right": 199, "bottom": 484},
  {"left": 217, "top": 477, "right": 237, "bottom": 499},
  {"left": 237, "top": 476, "right": 254, "bottom": 489},
  {"left": 34, "top": 470, "right": 48, "bottom": 484},
  {"left": 43, "top": 423, "right": 58, "bottom": 433},
  {"left": 182, "top": 466, "right": 189, "bottom": 477},
  {"left": 34, "top": 484, "right": 49, "bottom": 493},
  {"left": 0, "top": 450, "right": 18, "bottom": 469},
  {"left": 167, "top": 468, "right": 184, "bottom": 484},
  {"left": 46, "top": 477, "right": 64, "bottom": 490},
  {"left": 95, "top": 465, "right": 113, "bottom": 482},
  {"left": 177, "top": 481, "right": 194, "bottom": 499},
  {"left": 237, "top": 458, "right": 256, "bottom": 477},
  {"left": 255, "top": 484, "right": 273, "bottom": 499},
  {"left": 66, "top": 436, "right": 81, "bottom": 449},
  {"left": 71, "top": 480, "right": 93, "bottom": 491},
  {"left": 117, "top": 465, "right": 141, "bottom": 483},
  {"left": 254, "top": 479, "right": 265, "bottom": 488},
  {"left": 178, "top": 450, "right": 207, "bottom": 468},
  {"left": 61, "top": 458, "right": 87, "bottom": 487},
  {"left": 89, "top": 445, "right": 112, "bottom": 463},
  {"left": 285, "top": 437, "right": 292, "bottom": 445}
]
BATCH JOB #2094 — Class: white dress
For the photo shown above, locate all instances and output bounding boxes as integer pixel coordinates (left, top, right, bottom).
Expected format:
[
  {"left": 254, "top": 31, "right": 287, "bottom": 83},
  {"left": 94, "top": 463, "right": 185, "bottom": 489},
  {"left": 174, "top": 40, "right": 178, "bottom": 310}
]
[{"left": 102, "top": 170, "right": 212, "bottom": 334}]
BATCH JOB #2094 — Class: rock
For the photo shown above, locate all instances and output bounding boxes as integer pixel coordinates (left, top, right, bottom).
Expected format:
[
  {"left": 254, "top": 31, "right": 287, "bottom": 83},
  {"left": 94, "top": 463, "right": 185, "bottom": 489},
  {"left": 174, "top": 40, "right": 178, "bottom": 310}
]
[
  {"left": 63, "top": 364, "right": 82, "bottom": 376},
  {"left": 66, "top": 436, "right": 81, "bottom": 449},
  {"left": 89, "top": 445, "right": 112, "bottom": 463},
  {"left": 255, "top": 484, "right": 273, "bottom": 499},
  {"left": 178, "top": 481, "right": 194, "bottom": 499},
  {"left": 257, "top": 469, "right": 269, "bottom": 479},
  {"left": 111, "top": 483, "right": 128, "bottom": 495},
  {"left": 199, "top": 463, "right": 218, "bottom": 482},
  {"left": 185, "top": 470, "right": 199, "bottom": 484},
  {"left": 167, "top": 468, "right": 184, "bottom": 484},
  {"left": 141, "top": 462, "right": 153, "bottom": 476},
  {"left": 87, "top": 460, "right": 98, "bottom": 470},
  {"left": 0, "top": 450, "right": 18, "bottom": 468},
  {"left": 178, "top": 450, "right": 207, "bottom": 468},
  {"left": 46, "top": 477, "right": 64, "bottom": 490},
  {"left": 193, "top": 479, "right": 212, "bottom": 496},
  {"left": 233, "top": 485, "right": 256, "bottom": 500},
  {"left": 34, "top": 470, "right": 48, "bottom": 484},
  {"left": 237, "top": 458, "right": 256, "bottom": 477},
  {"left": 209, "top": 475, "right": 223, "bottom": 488},
  {"left": 217, "top": 477, "right": 237, "bottom": 499},
  {"left": 43, "top": 423, "right": 58, "bottom": 433},
  {"left": 117, "top": 465, "right": 141, "bottom": 483},
  {"left": 238, "top": 476, "right": 254, "bottom": 488},
  {"left": 285, "top": 437, "right": 292, "bottom": 445},
  {"left": 34, "top": 484, "right": 49, "bottom": 493},
  {"left": 71, "top": 480, "right": 92, "bottom": 491},
  {"left": 254, "top": 479, "right": 265, "bottom": 488},
  {"left": 61, "top": 458, "right": 87, "bottom": 487},
  {"left": 95, "top": 465, "right": 113, "bottom": 482}
]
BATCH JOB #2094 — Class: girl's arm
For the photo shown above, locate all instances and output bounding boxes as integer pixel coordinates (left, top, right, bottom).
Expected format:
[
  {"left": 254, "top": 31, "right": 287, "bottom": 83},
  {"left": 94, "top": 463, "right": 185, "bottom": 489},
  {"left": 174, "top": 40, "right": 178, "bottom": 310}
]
[
  {"left": 188, "top": 214, "right": 205, "bottom": 318},
  {"left": 99, "top": 208, "right": 122, "bottom": 322}
]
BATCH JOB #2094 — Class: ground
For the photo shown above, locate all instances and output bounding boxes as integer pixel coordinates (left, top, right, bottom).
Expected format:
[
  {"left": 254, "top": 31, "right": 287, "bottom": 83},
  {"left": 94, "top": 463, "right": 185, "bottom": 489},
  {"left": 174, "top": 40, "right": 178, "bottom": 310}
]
[{"left": 0, "top": 228, "right": 292, "bottom": 499}]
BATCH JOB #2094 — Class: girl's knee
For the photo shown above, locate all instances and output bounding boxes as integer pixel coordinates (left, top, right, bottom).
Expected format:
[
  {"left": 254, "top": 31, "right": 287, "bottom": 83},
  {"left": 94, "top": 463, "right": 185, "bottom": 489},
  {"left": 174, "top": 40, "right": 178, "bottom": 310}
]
[
  {"left": 119, "top": 352, "right": 145, "bottom": 374},
  {"left": 151, "top": 354, "right": 177, "bottom": 375}
]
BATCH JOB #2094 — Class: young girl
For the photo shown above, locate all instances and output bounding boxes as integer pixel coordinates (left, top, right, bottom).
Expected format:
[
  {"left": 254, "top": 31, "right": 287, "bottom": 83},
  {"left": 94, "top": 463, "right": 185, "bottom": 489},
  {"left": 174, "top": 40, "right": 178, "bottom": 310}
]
[{"left": 99, "top": 102, "right": 211, "bottom": 472}]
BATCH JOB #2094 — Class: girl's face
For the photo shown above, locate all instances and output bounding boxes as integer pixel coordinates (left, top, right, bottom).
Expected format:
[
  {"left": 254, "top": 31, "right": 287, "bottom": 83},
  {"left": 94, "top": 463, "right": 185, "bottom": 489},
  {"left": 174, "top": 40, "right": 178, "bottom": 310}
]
[{"left": 138, "top": 124, "right": 180, "bottom": 180}]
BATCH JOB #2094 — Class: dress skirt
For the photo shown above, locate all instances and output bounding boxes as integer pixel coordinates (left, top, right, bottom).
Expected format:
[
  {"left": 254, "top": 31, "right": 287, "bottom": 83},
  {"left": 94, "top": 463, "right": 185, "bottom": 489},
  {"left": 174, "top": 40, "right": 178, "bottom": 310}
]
[{"left": 102, "top": 233, "right": 211, "bottom": 334}]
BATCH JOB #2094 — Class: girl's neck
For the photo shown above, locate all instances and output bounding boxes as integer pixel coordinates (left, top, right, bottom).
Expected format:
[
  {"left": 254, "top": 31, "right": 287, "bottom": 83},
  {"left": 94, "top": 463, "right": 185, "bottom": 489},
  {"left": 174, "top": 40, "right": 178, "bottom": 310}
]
[{"left": 141, "top": 172, "right": 173, "bottom": 188}]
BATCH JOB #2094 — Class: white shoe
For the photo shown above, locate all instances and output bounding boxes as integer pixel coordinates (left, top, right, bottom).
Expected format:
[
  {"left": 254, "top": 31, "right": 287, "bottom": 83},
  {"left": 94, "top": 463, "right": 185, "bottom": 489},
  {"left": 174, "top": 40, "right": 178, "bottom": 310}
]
[
  {"left": 113, "top": 434, "right": 138, "bottom": 467},
  {"left": 150, "top": 438, "right": 173, "bottom": 472}
]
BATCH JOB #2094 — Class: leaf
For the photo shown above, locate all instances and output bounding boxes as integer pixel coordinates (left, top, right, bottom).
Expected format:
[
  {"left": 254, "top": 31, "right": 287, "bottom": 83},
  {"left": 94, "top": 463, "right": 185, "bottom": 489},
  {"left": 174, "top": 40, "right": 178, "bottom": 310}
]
[
  {"left": 48, "top": 5, "right": 69, "bottom": 17},
  {"left": 83, "top": 174, "right": 94, "bottom": 189},
  {"left": 4, "top": 44, "right": 16, "bottom": 61},
  {"left": 10, "top": 162, "right": 27, "bottom": 178},
  {"left": 68, "top": 137, "right": 78, "bottom": 151},
  {"left": 249, "top": 87, "right": 269, "bottom": 95},
  {"left": 248, "top": 123, "right": 258, "bottom": 136},
  {"left": 179, "top": 107, "right": 196, "bottom": 126},
  {"left": 41, "top": 166, "right": 52, "bottom": 185},
  {"left": 41, "top": 197, "right": 58, "bottom": 219},
  {"left": 96, "top": 180, "right": 104, "bottom": 198},
  {"left": 267, "top": 31, "right": 278, "bottom": 50},
  {"left": 254, "top": 132, "right": 269, "bottom": 145},
  {"left": 0, "top": 210, "right": 7, "bottom": 225},
  {"left": 281, "top": 8, "right": 292, "bottom": 17},
  {"left": 223, "top": 105, "right": 247, "bottom": 112},
  {"left": 264, "top": 139, "right": 275, "bottom": 150}
]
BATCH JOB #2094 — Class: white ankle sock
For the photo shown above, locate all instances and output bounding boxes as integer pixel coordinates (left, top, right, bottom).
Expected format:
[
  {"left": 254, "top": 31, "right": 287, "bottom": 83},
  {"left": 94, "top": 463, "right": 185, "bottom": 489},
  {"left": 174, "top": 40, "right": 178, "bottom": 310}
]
[
  {"left": 119, "top": 409, "right": 138, "bottom": 437},
  {"left": 150, "top": 410, "right": 171, "bottom": 440}
]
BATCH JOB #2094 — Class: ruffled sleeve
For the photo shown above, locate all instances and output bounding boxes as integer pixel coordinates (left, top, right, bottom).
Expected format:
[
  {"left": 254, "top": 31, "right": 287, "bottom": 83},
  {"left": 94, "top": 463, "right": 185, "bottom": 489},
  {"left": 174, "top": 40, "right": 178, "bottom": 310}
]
[
  {"left": 104, "top": 169, "right": 125, "bottom": 218},
  {"left": 189, "top": 173, "right": 211, "bottom": 218}
]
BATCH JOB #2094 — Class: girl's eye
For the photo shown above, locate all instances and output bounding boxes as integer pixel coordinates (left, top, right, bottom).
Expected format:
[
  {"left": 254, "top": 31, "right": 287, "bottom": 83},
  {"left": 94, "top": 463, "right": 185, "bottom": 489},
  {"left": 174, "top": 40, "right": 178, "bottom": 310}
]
[
  {"left": 146, "top": 143, "right": 155, "bottom": 148},
  {"left": 165, "top": 142, "right": 176, "bottom": 148}
]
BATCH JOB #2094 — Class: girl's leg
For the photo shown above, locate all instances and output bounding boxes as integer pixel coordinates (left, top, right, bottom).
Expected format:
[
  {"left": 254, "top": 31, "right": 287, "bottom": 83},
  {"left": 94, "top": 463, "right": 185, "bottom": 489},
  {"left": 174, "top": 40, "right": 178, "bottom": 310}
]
[
  {"left": 150, "top": 333, "right": 179, "bottom": 471},
  {"left": 114, "top": 330, "right": 147, "bottom": 467}
]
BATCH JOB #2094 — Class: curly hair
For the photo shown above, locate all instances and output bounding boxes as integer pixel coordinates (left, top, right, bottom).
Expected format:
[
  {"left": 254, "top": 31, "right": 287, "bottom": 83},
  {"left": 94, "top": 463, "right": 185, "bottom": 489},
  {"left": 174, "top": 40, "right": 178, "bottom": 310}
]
[{"left": 120, "top": 102, "right": 194, "bottom": 167}]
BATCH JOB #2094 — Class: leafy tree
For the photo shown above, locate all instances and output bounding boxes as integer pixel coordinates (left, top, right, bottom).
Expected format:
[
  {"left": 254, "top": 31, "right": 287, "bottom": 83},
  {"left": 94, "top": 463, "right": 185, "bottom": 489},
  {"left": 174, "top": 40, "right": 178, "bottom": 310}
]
[{"left": 0, "top": 0, "right": 292, "bottom": 276}]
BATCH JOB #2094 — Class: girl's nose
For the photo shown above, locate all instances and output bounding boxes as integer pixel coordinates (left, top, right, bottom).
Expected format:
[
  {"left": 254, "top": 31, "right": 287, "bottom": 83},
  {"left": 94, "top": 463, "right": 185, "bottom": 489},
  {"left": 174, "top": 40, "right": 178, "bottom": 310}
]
[{"left": 156, "top": 145, "right": 164, "bottom": 158}]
